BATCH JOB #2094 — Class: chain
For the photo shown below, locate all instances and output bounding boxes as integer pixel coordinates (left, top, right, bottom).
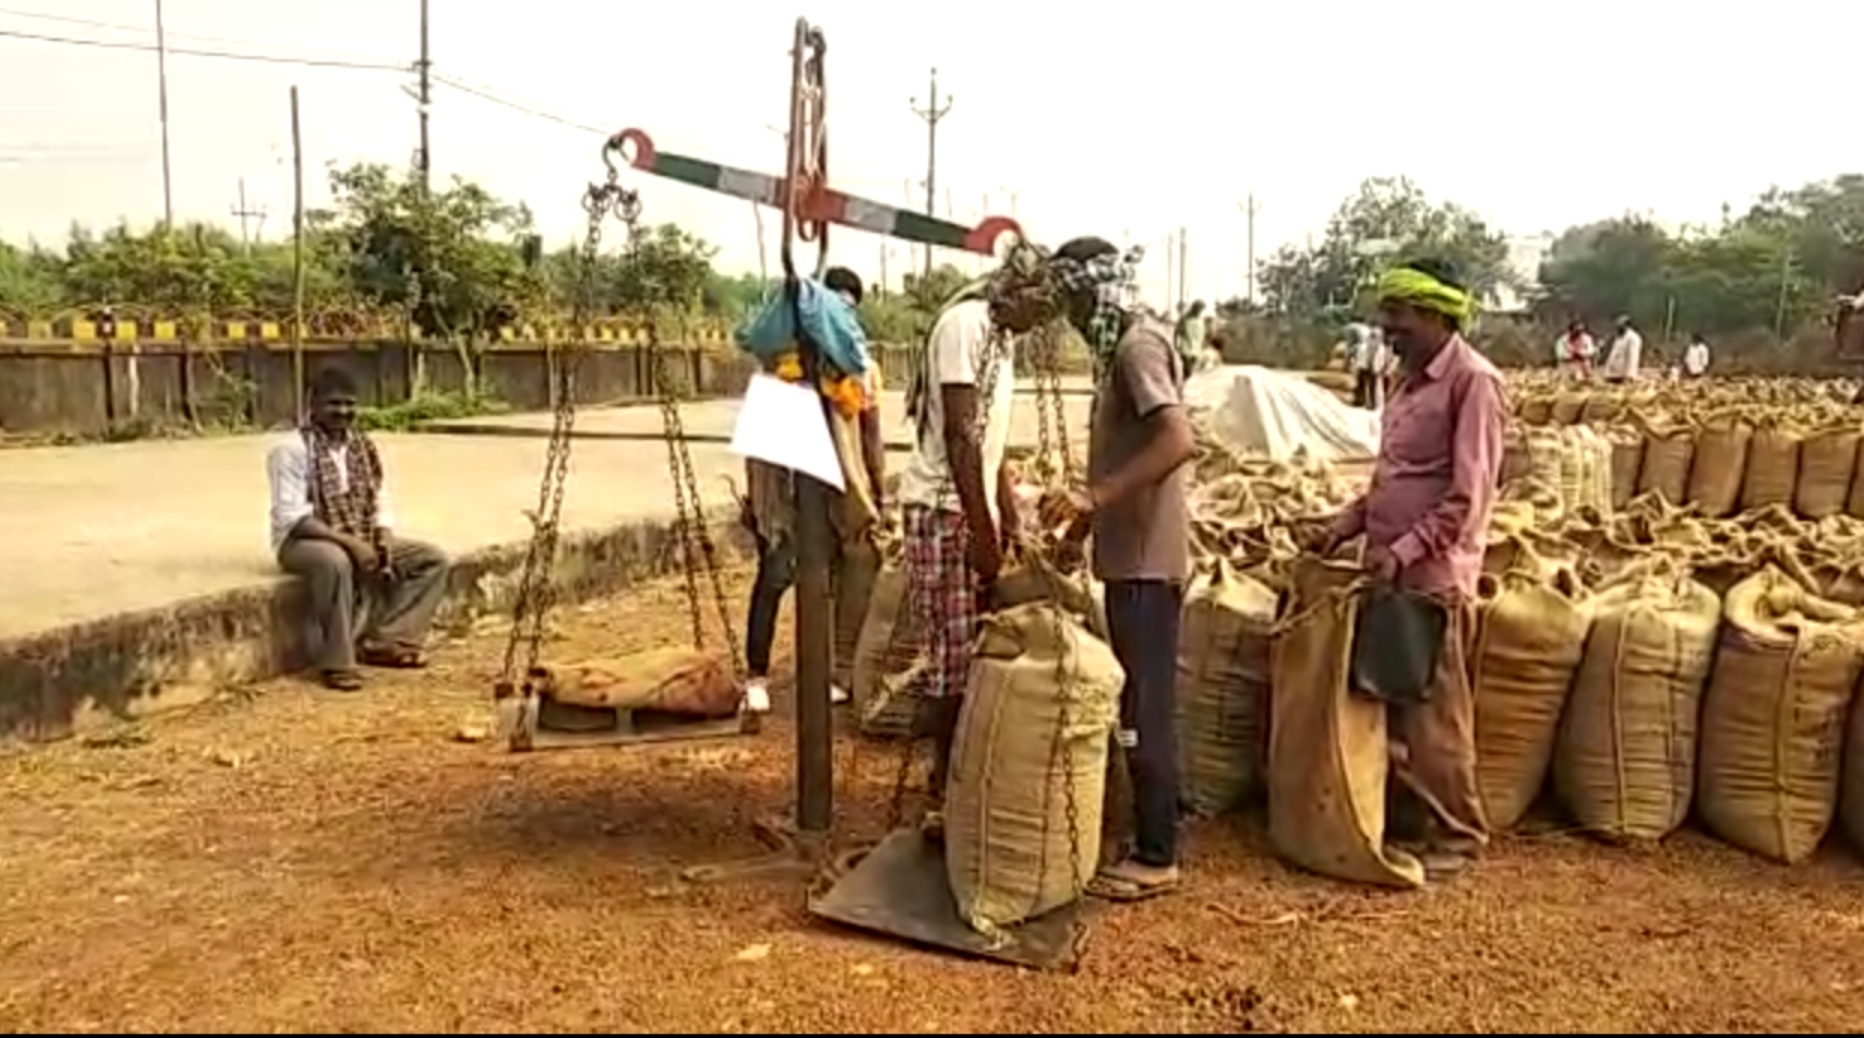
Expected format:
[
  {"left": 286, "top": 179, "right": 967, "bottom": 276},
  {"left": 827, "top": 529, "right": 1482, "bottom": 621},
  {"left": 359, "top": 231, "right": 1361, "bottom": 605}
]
[
  {"left": 648, "top": 312, "right": 746, "bottom": 678},
  {"left": 497, "top": 162, "right": 636, "bottom": 689}
]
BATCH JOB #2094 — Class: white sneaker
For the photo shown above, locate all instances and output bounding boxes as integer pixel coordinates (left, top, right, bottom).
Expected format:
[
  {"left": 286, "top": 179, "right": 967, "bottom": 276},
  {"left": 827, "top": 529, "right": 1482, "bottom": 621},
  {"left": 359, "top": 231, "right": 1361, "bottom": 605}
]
[
  {"left": 743, "top": 679, "right": 772, "bottom": 714},
  {"left": 830, "top": 684, "right": 851, "bottom": 705}
]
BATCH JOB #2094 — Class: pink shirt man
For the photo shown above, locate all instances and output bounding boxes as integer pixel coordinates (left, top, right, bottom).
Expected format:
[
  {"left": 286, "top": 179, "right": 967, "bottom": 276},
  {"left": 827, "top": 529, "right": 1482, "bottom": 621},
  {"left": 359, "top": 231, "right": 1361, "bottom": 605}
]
[{"left": 1331, "top": 335, "right": 1505, "bottom": 599}]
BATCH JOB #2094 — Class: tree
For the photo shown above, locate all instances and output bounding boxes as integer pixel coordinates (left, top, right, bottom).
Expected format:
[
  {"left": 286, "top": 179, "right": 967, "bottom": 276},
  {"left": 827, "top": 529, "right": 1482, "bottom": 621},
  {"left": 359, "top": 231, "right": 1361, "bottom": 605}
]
[
  {"left": 1258, "top": 177, "right": 1517, "bottom": 318},
  {"left": 318, "top": 162, "right": 541, "bottom": 341}
]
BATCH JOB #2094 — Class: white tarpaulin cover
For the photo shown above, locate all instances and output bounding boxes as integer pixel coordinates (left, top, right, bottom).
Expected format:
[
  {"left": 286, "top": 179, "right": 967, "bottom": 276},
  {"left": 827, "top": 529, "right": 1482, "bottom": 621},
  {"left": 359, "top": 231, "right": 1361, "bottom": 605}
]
[{"left": 1185, "top": 365, "right": 1380, "bottom": 463}]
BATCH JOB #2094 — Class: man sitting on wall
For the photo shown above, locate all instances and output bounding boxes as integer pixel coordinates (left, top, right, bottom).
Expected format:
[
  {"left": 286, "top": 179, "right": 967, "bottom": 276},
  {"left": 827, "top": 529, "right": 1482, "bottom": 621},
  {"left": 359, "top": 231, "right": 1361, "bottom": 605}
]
[{"left": 266, "top": 368, "right": 452, "bottom": 691}]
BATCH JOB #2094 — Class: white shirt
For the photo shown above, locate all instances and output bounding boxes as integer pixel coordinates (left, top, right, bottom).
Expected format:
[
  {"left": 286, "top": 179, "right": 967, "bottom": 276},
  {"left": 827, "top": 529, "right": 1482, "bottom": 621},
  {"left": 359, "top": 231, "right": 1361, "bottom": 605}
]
[
  {"left": 1683, "top": 341, "right": 1710, "bottom": 377},
  {"left": 1603, "top": 328, "right": 1643, "bottom": 381},
  {"left": 894, "top": 298, "right": 1016, "bottom": 523},
  {"left": 265, "top": 432, "right": 396, "bottom": 556}
]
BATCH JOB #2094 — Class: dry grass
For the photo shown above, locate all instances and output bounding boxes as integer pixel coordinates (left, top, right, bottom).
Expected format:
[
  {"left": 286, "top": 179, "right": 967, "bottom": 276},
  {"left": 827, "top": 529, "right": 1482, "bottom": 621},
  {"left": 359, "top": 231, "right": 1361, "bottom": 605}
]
[{"left": 3, "top": 568, "right": 1863, "bottom": 1033}]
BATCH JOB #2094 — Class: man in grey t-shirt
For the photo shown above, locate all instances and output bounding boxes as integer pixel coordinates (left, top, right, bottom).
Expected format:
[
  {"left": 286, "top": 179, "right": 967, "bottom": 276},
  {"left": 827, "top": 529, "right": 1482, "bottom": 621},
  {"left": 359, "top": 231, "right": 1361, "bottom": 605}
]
[{"left": 1045, "top": 236, "right": 1197, "bottom": 902}]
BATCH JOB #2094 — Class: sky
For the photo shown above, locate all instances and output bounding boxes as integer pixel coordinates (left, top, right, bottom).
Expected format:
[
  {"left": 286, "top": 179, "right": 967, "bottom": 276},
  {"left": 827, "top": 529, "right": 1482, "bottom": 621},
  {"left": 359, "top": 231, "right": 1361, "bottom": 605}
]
[{"left": 2, "top": 0, "right": 1859, "bottom": 308}]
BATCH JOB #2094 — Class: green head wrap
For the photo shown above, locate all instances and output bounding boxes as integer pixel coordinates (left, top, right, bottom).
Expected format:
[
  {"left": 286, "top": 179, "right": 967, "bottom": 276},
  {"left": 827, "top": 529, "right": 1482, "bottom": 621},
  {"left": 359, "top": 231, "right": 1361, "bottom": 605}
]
[{"left": 1376, "top": 265, "right": 1475, "bottom": 330}]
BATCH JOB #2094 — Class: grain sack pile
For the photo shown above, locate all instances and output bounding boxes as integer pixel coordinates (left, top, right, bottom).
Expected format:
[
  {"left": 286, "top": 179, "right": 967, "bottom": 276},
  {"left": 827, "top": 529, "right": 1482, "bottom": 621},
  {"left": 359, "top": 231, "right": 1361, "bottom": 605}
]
[
  {"left": 1509, "top": 375, "right": 1864, "bottom": 522},
  {"left": 1173, "top": 407, "right": 1864, "bottom": 870}
]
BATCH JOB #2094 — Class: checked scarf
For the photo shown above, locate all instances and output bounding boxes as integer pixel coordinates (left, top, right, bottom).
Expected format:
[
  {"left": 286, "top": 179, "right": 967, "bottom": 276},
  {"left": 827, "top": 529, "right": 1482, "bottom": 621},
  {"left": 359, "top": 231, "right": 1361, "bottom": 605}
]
[
  {"left": 904, "top": 240, "right": 1145, "bottom": 426},
  {"left": 302, "top": 424, "right": 385, "bottom": 551}
]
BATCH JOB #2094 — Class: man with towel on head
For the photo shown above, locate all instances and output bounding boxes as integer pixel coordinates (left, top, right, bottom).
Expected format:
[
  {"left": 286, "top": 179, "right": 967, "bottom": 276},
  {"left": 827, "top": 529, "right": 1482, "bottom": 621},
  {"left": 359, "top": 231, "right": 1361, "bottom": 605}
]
[{"left": 1313, "top": 258, "right": 1505, "bottom": 882}]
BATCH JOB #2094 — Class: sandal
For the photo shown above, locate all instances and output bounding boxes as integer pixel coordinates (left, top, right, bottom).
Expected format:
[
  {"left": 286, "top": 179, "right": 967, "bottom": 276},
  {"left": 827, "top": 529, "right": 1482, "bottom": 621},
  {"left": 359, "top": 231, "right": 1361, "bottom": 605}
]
[
  {"left": 322, "top": 668, "right": 365, "bottom": 692},
  {"left": 359, "top": 644, "right": 428, "bottom": 669},
  {"left": 1086, "top": 861, "right": 1181, "bottom": 903}
]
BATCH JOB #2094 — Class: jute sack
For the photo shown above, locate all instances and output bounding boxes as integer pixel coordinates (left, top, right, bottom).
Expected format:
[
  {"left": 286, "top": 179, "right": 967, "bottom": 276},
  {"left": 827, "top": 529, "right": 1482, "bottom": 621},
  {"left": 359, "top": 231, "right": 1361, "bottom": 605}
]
[
  {"left": 1516, "top": 395, "right": 1554, "bottom": 427},
  {"left": 1267, "top": 557, "right": 1425, "bottom": 889},
  {"left": 1686, "top": 416, "right": 1752, "bottom": 518},
  {"left": 832, "top": 536, "right": 883, "bottom": 693},
  {"left": 1550, "top": 392, "right": 1587, "bottom": 426},
  {"left": 1554, "top": 565, "right": 1720, "bottom": 842},
  {"left": 852, "top": 555, "right": 922, "bottom": 738},
  {"left": 534, "top": 647, "right": 739, "bottom": 718},
  {"left": 1608, "top": 428, "right": 1645, "bottom": 511},
  {"left": 1472, "top": 563, "right": 1594, "bottom": 831},
  {"left": 1580, "top": 393, "right": 1625, "bottom": 425},
  {"left": 1740, "top": 419, "right": 1803, "bottom": 513},
  {"left": 1697, "top": 567, "right": 1864, "bottom": 864},
  {"left": 1842, "top": 681, "right": 1864, "bottom": 856},
  {"left": 1844, "top": 437, "right": 1864, "bottom": 520},
  {"left": 1794, "top": 424, "right": 1862, "bottom": 520},
  {"left": 946, "top": 601, "right": 1120, "bottom": 936},
  {"left": 1636, "top": 425, "right": 1695, "bottom": 507},
  {"left": 1176, "top": 560, "right": 1277, "bottom": 816}
]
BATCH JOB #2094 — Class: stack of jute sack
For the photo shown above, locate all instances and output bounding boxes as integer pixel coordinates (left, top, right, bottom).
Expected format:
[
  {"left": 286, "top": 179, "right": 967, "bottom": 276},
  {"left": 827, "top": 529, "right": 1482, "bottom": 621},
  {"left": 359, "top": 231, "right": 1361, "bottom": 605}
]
[
  {"left": 1168, "top": 442, "right": 1864, "bottom": 887},
  {"left": 1509, "top": 374, "right": 1864, "bottom": 523}
]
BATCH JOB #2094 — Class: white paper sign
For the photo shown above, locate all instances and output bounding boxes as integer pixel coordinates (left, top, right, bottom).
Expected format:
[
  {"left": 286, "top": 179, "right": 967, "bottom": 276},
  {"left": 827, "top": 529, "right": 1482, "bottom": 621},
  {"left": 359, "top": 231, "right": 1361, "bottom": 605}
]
[{"left": 728, "top": 372, "right": 846, "bottom": 492}]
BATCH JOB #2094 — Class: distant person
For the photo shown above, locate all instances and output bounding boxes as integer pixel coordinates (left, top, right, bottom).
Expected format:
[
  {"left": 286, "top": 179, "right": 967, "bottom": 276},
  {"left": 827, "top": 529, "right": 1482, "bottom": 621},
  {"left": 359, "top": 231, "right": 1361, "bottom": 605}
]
[
  {"left": 1601, "top": 314, "right": 1643, "bottom": 384},
  {"left": 1556, "top": 319, "right": 1596, "bottom": 380},
  {"left": 1346, "top": 322, "right": 1387, "bottom": 409},
  {"left": 1682, "top": 332, "right": 1711, "bottom": 379},
  {"left": 1175, "top": 300, "right": 1209, "bottom": 372},
  {"left": 267, "top": 368, "right": 451, "bottom": 692},
  {"left": 739, "top": 265, "right": 885, "bottom": 714}
]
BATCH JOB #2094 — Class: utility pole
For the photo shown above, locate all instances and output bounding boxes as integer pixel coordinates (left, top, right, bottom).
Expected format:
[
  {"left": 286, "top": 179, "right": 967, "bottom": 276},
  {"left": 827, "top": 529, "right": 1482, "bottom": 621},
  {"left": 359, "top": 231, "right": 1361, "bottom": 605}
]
[
  {"left": 290, "top": 87, "right": 307, "bottom": 421},
  {"left": 1239, "top": 193, "right": 1262, "bottom": 304},
  {"left": 878, "top": 242, "right": 889, "bottom": 297},
  {"left": 416, "top": 0, "right": 432, "bottom": 191},
  {"left": 229, "top": 177, "right": 269, "bottom": 255},
  {"left": 153, "top": 0, "right": 174, "bottom": 228},
  {"left": 909, "top": 67, "right": 952, "bottom": 278}
]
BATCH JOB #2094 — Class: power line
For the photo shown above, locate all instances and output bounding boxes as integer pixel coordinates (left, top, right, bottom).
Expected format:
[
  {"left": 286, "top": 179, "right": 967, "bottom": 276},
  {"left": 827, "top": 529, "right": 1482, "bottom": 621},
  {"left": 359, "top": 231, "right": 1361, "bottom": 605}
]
[
  {"left": 431, "top": 76, "right": 610, "bottom": 136},
  {"left": 0, "top": 27, "right": 406, "bottom": 71},
  {"left": 0, "top": 5, "right": 402, "bottom": 64}
]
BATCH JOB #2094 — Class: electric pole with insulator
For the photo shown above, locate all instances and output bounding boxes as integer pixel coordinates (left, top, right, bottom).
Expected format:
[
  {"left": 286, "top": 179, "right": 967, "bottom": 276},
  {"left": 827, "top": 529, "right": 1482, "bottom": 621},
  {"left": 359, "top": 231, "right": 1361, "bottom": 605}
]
[{"left": 909, "top": 67, "right": 952, "bottom": 279}]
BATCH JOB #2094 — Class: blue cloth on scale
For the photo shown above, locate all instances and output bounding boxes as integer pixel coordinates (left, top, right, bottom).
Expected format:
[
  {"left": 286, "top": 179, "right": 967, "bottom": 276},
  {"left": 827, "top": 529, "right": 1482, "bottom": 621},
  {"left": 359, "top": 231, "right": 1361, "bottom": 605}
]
[{"left": 734, "top": 278, "right": 871, "bottom": 377}]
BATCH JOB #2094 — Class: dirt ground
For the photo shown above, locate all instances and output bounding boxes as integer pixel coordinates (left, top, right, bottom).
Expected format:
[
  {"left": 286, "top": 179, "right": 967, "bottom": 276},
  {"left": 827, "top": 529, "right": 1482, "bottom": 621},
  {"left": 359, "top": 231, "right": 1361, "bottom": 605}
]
[{"left": 4, "top": 570, "right": 1864, "bottom": 1034}]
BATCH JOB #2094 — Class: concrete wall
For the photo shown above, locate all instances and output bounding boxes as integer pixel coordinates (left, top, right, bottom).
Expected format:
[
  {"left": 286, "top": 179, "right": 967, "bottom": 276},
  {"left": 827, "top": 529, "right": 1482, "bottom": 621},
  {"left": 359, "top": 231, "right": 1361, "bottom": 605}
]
[{"left": 0, "top": 341, "right": 932, "bottom": 437}]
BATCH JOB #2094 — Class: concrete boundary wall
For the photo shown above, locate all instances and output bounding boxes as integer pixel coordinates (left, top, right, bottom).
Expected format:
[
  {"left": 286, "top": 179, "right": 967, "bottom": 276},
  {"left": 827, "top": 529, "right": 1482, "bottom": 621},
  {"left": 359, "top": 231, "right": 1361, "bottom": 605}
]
[{"left": 0, "top": 513, "right": 751, "bottom": 744}]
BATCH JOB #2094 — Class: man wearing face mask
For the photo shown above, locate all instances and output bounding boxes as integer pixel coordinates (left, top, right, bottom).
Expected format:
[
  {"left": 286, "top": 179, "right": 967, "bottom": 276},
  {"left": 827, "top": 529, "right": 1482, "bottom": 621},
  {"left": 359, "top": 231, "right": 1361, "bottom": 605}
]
[{"left": 1046, "top": 236, "right": 1198, "bottom": 902}]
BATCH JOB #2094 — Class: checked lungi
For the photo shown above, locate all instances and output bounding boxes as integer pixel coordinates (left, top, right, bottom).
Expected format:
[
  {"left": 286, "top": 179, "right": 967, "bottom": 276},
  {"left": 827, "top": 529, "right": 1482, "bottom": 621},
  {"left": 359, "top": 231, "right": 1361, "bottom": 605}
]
[{"left": 902, "top": 503, "right": 981, "bottom": 700}]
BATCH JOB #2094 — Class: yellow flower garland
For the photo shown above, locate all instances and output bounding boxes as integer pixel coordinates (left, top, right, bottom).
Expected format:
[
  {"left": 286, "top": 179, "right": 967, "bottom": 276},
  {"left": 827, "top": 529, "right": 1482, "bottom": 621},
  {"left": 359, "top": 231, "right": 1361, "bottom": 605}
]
[{"left": 771, "top": 349, "right": 873, "bottom": 419}]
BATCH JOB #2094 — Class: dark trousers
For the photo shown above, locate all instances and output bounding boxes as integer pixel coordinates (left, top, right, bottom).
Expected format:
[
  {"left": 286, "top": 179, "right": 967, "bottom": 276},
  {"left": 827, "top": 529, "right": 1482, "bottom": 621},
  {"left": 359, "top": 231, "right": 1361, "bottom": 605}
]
[
  {"left": 746, "top": 531, "right": 857, "bottom": 679},
  {"left": 746, "top": 534, "right": 795, "bottom": 678},
  {"left": 1104, "top": 579, "right": 1185, "bottom": 868}
]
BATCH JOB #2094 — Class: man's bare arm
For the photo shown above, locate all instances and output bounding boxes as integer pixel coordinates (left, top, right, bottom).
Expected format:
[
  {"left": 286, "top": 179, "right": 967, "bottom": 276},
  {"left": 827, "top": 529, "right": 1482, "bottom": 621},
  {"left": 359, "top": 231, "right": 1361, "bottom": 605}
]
[
  {"left": 1091, "top": 406, "right": 1195, "bottom": 509},
  {"left": 940, "top": 384, "right": 995, "bottom": 546}
]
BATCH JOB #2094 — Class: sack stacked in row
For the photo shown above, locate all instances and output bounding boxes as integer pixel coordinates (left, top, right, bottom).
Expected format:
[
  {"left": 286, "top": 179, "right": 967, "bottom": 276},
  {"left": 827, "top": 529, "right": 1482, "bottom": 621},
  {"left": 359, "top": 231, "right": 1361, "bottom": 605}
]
[
  {"left": 1179, "top": 457, "right": 1864, "bottom": 876},
  {"left": 1470, "top": 549, "right": 1864, "bottom": 865},
  {"left": 1602, "top": 411, "right": 1864, "bottom": 522},
  {"left": 1501, "top": 425, "right": 1616, "bottom": 518},
  {"left": 1510, "top": 373, "right": 1857, "bottom": 429}
]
